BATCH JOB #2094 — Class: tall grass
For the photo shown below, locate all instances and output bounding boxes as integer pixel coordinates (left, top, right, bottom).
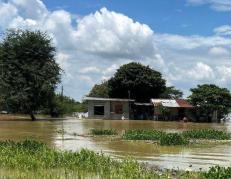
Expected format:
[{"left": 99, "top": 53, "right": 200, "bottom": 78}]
[
  {"left": 203, "top": 166, "right": 231, "bottom": 179},
  {"left": 0, "top": 139, "right": 161, "bottom": 178},
  {"left": 0, "top": 139, "right": 228, "bottom": 178}
]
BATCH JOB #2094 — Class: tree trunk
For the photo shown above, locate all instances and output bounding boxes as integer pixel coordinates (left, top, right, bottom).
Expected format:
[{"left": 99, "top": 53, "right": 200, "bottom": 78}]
[{"left": 30, "top": 112, "right": 36, "bottom": 121}]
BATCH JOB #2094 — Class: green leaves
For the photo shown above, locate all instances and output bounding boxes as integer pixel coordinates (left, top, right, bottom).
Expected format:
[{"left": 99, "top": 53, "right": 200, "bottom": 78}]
[
  {"left": 189, "top": 84, "right": 231, "bottom": 121},
  {"left": 182, "top": 129, "right": 231, "bottom": 140},
  {"left": 90, "top": 129, "right": 117, "bottom": 135},
  {"left": 0, "top": 30, "right": 61, "bottom": 119},
  {"left": 108, "top": 62, "right": 166, "bottom": 102}
]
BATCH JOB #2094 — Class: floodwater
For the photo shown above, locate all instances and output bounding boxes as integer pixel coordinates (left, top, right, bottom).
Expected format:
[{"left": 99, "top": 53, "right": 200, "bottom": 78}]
[{"left": 0, "top": 118, "right": 230, "bottom": 171}]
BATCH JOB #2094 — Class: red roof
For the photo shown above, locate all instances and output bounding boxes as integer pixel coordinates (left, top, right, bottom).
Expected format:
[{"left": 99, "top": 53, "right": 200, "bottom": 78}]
[{"left": 176, "top": 99, "right": 194, "bottom": 108}]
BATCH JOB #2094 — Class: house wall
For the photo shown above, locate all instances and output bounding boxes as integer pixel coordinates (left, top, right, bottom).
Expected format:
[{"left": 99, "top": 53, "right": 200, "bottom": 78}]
[
  {"left": 110, "top": 101, "right": 130, "bottom": 119},
  {"left": 88, "top": 100, "right": 110, "bottom": 119},
  {"left": 88, "top": 100, "right": 130, "bottom": 119}
]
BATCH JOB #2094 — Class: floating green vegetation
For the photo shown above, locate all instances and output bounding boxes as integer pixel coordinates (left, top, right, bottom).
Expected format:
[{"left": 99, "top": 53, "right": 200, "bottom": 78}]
[
  {"left": 182, "top": 129, "right": 231, "bottom": 140},
  {"left": 0, "top": 139, "right": 200, "bottom": 178},
  {"left": 160, "top": 133, "right": 189, "bottom": 146},
  {"left": 90, "top": 128, "right": 117, "bottom": 135},
  {"left": 122, "top": 129, "right": 231, "bottom": 146},
  {"left": 122, "top": 129, "right": 165, "bottom": 140}
]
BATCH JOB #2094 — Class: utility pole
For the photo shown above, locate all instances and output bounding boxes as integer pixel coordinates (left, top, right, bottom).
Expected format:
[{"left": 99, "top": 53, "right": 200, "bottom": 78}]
[{"left": 128, "top": 90, "right": 131, "bottom": 119}]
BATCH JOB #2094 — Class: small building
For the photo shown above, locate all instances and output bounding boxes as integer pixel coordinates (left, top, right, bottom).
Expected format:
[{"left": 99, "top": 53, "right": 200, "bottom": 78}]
[
  {"left": 84, "top": 97, "right": 134, "bottom": 120},
  {"left": 151, "top": 99, "right": 194, "bottom": 121},
  {"left": 133, "top": 102, "right": 154, "bottom": 120}
]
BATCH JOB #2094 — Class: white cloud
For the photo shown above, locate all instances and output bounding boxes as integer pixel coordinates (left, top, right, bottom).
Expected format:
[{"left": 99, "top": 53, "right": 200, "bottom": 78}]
[
  {"left": 187, "top": 62, "right": 214, "bottom": 80},
  {"left": 214, "top": 25, "right": 231, "bottom": 36},
  {"left": 208, "top": 47, "right": 230, "bottom": 56},
  {"left": 80, "top": 67, "right": 101, "bottom": 74},
  {"left": 1, "top": 0, "right": 231, "bottom": 100},
  {"left": 79, "top": 75, "right": 94, "bottom": 85},
  {"left": 187, "top": 0, "right": 231, "bottom": 11},
  {"left": 74, "top": 7, "right": 155, "bottom": 59}
]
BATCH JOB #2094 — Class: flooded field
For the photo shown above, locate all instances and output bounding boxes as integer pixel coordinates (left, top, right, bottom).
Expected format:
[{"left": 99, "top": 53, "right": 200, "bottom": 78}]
[{"left": 0, "top": 118, "right": 230, "bottom": 171}]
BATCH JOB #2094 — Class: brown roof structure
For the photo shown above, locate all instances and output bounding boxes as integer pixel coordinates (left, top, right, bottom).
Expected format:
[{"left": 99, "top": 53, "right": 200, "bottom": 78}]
[{"left": 176, "top": 99, "right": 194, "bottom": 108}]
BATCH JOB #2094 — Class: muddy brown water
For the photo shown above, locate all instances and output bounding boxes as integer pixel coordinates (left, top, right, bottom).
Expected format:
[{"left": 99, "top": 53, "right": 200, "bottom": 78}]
[{"left": 0, "top": 118, "right": 230, "bottom": 171}]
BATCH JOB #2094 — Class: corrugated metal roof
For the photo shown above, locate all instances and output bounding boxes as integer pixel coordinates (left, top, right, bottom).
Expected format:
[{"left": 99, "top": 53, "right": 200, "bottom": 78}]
[
  {"left": 151, "top": 99, "right": 194, "bottom": 108},
  {"left": 84, "top": 97, "right": 135, "bottom": 102},
  {"left": 151, "top": 99, "right": 179, "bottom": 107},
  {"left": 176, "top": 99, "right": 194, "bottom": 108}
]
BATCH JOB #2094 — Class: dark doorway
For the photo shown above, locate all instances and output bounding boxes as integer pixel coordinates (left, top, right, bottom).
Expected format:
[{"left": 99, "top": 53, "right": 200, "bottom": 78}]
[
  {"left": 133, "top": 103, "right": 154, "bottom": 120},
  {"left": 94, "top": 105, "right": 104, "bottom": 115}
]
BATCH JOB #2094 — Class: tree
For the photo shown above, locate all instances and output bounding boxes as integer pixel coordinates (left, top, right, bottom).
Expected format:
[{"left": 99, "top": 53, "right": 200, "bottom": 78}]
[
  {"left": 108, "top": 62, "right": 166, "bottom": 102},
  {"left": 46, "top": 94, "right": 87, "bottom": 117},
  {"left": 160, "top": 86, "right": 183, "bottom": 99},
  {"left": 0, "top": 30, "right": 61, "bottom": 120},
  {"left": 188, "top": 84, "right": 231, "bottom": 122},
  {"left": 88, "top": 81, "right": 109, "bottom": 98}
]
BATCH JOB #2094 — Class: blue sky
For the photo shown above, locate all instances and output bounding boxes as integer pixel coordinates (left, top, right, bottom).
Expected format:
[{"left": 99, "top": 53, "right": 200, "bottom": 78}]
[
  {"left": 43, "top": 0, "right": 231, "bottom": 36},
  {"left": 1, "top": 0, "right": 231, "bottom": 101}
]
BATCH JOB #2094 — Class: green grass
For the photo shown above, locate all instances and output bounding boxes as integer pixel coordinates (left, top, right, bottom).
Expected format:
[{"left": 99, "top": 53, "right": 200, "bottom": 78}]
[
  {"left": 90, "top": 128, "right": 117, "bottom": 135},
  {"left": 0, "top": 139, "right": 202, "bottom": 178},
  {"left": 203, "top": 166, "right": 231, "bottom": 179},
  {"left": 182, "top": 129, "right": 231, "bottom": 140},
  {"left": 122, "top": 129, "right": 165, "bottom": 140},
  {"left": 0, "top": 139, "right": 229, "bottom": 178}
]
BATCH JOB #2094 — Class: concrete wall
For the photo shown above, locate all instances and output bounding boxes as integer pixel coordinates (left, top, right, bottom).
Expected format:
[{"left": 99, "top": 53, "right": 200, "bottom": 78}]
[{"left": 88, "top": 100, "right": 130, "bottom": 119}]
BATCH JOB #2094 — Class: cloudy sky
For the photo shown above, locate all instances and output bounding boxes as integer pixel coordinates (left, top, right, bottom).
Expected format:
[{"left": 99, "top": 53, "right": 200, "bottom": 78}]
[{"left": 1, "top": 0, "right": 231, "bottom": 101}]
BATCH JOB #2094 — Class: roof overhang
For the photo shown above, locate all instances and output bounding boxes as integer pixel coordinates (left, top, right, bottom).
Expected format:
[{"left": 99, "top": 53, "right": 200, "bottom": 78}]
[{"left": 84, "top": 97, "right": 135, "bottom": 102}]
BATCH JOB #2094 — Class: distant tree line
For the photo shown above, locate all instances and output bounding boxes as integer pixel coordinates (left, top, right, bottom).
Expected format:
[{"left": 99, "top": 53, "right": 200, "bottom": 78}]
[{"left": 88, "top": 62, "right": 231, "bottom": 122}]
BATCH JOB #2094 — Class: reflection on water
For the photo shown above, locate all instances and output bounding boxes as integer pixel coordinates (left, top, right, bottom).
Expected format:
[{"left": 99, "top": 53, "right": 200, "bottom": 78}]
[{"left": 0, "top": 119, "right": 230, "bottom": 171}]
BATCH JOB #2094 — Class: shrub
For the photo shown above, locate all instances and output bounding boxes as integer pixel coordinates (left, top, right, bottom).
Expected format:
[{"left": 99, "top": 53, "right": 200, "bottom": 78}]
[
  {"left": 160, "top": 133, "right": 189, "bottom": 146},
  {"left": 90, "top": 129, "right": 117, "bottom": 135},
  {"left": 182, "top": 129, "right": 231, "bottom": 140},
  {"left": 122, "top": 129, "right": 165, "bottom": 140},
  {"left": 203, "top": 166, "right": 231, "bottom": 179}
]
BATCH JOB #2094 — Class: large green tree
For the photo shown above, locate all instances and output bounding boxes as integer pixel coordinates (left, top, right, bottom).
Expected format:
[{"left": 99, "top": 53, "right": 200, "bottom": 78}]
[
  {"left": 0, "top": 30, "right": 61, "bottom": 120},
  {"left": 108, "top": 62, "right": 166, "bottom": 102},
  {"left": 160, "top": 86, "right": 183, "bottom": 99},
  {"left": 188, "top": 84, "right": 231, "bottom": 122},
  {"left": 88, "top": 81, "right": 109, "bottom": 98}
]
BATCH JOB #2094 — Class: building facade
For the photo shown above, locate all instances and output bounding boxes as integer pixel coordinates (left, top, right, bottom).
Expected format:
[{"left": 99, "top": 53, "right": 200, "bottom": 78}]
[{"left": 85, "top": 97, "right": 134, "bottom": 119}]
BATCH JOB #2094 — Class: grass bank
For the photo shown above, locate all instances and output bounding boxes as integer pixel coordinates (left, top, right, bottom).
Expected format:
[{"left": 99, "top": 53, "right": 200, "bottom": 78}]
[
  {"left": 0, "top": 139, "right": 200, "bottom": 178},
  {"left": 0, "top": 139, "right": 229, "bottom": 178}
]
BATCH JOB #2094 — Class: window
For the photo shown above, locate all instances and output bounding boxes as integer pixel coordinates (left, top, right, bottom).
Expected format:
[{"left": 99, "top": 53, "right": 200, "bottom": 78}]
[
  {"left": 115, "top": 104, "right": 123, "bottom": 114},
  {"left": 94, "top": 105, "right": 104, "bottom": 115}
]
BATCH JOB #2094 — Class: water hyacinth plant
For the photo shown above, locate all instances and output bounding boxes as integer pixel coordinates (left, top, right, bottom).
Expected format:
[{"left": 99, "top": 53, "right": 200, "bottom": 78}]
[
  {"left": 182, "top": 129, "right": 231, "bottom": 140},
  {"left": 90, "top": 128, "right": 117, "bottom": 135},
  {"left": 122, "top": 129, "right": 165, "bottom": 140},
  {"left": 160, "top": 133, "right": 189, "bottom": 146}
]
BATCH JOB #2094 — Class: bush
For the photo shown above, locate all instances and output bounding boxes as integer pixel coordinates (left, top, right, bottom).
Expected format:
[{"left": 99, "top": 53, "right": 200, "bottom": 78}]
[
  {"left": 160, "top": 133, "right": 189, "bottom": 146},
  {"left": 122, "top": 129, "right": 165, "bottom": 140},
  {"left": 204, "top": 166, "right": 231, "bottom": 179},
  {"left": 182, "top": 129, "right": 231, "bottom": 140},
  {"left": 90, "top": 129, "right": 117, "bottom": 135}
]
